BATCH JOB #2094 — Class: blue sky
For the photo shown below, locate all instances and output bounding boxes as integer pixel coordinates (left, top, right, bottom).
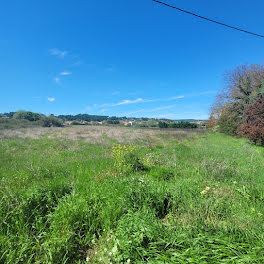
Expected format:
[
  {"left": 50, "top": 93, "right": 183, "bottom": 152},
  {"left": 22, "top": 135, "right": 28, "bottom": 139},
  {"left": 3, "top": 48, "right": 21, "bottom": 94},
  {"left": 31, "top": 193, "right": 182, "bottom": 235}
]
[{"left": 1, "top": 0, "right": 264, "bottom": 119}]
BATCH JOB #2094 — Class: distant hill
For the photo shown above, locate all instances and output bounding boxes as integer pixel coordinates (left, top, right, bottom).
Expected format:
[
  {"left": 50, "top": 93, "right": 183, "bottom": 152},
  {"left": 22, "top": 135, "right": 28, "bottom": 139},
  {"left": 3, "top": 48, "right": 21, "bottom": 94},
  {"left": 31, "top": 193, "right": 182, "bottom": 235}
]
[{"left": 1, "top": 112, "right": 207, "bottom": 123}]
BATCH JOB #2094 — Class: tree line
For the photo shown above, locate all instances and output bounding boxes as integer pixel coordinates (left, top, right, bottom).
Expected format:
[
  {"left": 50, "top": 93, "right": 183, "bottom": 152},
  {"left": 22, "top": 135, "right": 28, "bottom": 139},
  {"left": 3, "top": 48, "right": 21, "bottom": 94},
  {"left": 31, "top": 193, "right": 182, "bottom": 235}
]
[
  {"left": 158, "top": 121, "right": 198, "bottom": 129},
  {"left": 208, "top": 63, "right": 264, "bottom": 145},
  {"left": 0, "top": 111, "right": 63, "bottom": 128}
]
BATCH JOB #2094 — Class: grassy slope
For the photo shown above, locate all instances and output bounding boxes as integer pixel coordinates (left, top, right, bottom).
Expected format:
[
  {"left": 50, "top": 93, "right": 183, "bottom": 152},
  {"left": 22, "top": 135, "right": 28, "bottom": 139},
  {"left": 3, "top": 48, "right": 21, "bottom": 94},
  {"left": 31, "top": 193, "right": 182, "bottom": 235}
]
[{"left": 0, "top": 133, "right": 264, "bottom": 263}]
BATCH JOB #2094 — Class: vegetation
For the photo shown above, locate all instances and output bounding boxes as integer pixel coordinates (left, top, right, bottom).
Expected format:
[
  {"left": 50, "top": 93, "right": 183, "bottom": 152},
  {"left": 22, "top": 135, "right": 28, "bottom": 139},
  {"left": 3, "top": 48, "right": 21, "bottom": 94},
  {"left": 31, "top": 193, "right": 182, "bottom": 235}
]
[
  {"left": 0, "top": 111, "right": 63, "bottom": 130},
  {"left": 13, "top": 111, "right": 41, "bottom": 121},
  {"left": 107, "top": 120, "right": 120, "bottom": 125},
  {"left": 1, "top": 111, "right": 204, "bottom": 130},
  {"left": 209, "top": 63, "right": 264, "bottom": 144},
  {"left": 239, "top": 94, "right": 264, "bottom": 145},
  {"left": 158, "top": 121, "right": 198, "bottom": 129},
  {"left": 0, "top": 128, "right": 263, "bottom": 263},
  {"left": 58, "top": 114, "right": 109, "bottom": 122}
]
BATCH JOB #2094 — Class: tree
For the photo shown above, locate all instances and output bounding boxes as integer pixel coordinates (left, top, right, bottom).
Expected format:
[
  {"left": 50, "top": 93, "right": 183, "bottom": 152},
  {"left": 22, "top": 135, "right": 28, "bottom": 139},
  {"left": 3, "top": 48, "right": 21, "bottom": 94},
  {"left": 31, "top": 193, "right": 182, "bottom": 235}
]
[
  {"left": 239, "top": 94, "right": 264, "bottom": 145},
  {"left": 13, "top": 111, "right": 41, "bottom": 121},
  {"left": 209, "top": 63, "right": 264, "bottom": 135},
  {"left": 218, "top": 102, "right": 243, "bottom": 136},
  {"left": 158, "top": 122, "right": 168, "bottom": 128},
  {"left": 223, "top": 64, "right": 264, "bottom": 105},
  {"left": 41, "top": 115, "right": 63, "bottom": 127}
]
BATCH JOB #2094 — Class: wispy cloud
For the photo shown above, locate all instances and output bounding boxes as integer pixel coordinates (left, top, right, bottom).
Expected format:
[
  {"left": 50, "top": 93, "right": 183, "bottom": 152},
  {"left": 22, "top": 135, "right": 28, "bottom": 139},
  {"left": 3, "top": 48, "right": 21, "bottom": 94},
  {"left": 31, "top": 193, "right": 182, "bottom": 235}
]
[
  {"left": 149, "top": 113, "right": 177, "bottom": 119},
  {"left": 170, "top": 95, "right": 184, "bottom": 99},
  {"left": 60, "top": 71, "right": 72, "bottom": 76},
  {"left": 47, "top": 97, "right": 55, "bottom": 102},
  {"left": 54, "top": 77, "right": 60, "bottom": 84},
  {"left": 124, "top": 105, "right": 176, "bottom": 116},
  {"left": 102, "top": 98, "right": 144, "bottom": 107},
  {"left": 101, "top": 96, "right": 184, "bottom": 107},
  {"left": 49, "top": 48, "right": 68, "bottom": 58},
  {"left": 71, "top": 60, "right": 83, "bottom": 67}
]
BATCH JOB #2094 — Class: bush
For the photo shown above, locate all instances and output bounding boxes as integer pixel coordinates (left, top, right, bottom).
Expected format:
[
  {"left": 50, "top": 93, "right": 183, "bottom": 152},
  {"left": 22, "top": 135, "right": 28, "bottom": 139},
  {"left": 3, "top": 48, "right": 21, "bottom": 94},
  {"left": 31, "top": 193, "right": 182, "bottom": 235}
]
[
  {"left": 112, "top": 144, "right": 145, "bottom": 172},
  {"left": 218, "top": 102, "right": 243, "bottom": 136},
  {"left": 239, "top": 94, "right": 264, "bottom": 145},
  {"left": 107, "top": 120, "right": 120, "bottom": 125},
  {"left": 13, "top": 111, "right": 41, "bottom": 121},
  {"left": 210, "top": 63, "right": 264, "bottom": 138},
  {"left": 41, "top": 115, "right": 63, "bottom": 127},
  {"left": 158, "top": 121, "right": 168, "bottom": 128},
  {"left": 159, "top": 121, "right": 198, "bottom": 129}
]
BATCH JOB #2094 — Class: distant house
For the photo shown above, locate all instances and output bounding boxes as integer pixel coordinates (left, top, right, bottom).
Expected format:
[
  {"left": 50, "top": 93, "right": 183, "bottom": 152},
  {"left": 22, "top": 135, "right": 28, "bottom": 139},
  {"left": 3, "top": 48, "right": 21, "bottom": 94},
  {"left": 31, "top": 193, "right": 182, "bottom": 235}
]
[
  {"left": 0, "top": 114, "right": 8, "bottom": 119},
  {"left": 124, "top": 121, "right": 136, "bottom": 127},
  {"left": 64, "top": 121, "right": 73, "bottom": 125}
]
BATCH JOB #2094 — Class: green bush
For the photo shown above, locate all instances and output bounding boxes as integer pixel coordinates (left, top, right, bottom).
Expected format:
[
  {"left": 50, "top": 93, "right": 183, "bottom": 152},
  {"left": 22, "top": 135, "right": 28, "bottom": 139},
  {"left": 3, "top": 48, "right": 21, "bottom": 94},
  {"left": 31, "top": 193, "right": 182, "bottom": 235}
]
[
  {"left": 13, "top": 111, "right": 41, "bottom": 121},
  {"left": 41, "top": 115, "right": 63, "bottom": 127}
]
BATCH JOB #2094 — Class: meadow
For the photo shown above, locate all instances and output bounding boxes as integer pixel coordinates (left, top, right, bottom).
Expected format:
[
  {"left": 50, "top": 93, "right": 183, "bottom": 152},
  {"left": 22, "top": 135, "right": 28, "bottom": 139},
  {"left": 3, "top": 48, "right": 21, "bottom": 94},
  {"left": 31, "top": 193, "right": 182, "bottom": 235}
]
[{"left": 0, "top": 126, "right": 263, "bottom": 264}]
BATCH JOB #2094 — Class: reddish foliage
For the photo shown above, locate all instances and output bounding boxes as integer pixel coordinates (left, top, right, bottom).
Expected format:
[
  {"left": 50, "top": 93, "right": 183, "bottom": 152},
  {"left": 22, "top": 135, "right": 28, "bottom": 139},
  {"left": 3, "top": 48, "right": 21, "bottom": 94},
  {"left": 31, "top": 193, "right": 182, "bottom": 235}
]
[
  {"left": 239, "top": 94, "right": 264, "bottom": 145},
  {"left": 207, "top": 116, "right": 218, "bottom": 128}
]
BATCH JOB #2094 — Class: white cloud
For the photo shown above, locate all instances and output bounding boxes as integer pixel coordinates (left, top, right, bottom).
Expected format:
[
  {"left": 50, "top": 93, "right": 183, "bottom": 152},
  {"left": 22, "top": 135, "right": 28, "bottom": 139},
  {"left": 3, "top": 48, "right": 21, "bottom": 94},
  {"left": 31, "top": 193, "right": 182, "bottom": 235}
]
[
  {"left": 60, "top": 71, "right": 72, "bottom": 76},
  {"left": 170, "top": 95, "right": 184, "bottom": 99},
  {"left": 149, "top": 113, "right": 177, "bottom": 119},
  {"left": 116, "top": 98, "right": 144, "bottom": 106},
  {"left": 101, "top": 95, "right": 184, "bottom": 107},
  {"left": 49, "top": 48, "right": 68, "bottom": 58},
  {"left": 47, "top": 97, "right": 55, "bottom": 102},
  {"left": 102, "top": 98, "right": 144, "bottom": 107}
]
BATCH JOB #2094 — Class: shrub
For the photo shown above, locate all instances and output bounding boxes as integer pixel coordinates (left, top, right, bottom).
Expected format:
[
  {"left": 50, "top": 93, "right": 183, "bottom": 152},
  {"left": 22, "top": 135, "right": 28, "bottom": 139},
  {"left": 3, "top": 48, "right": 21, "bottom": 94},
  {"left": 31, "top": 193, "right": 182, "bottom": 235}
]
[
  {"left": 159, "top": 121, "right": 198, "bottom": 129},
  {"left": 158, "top": 121, "right": 168, "bottom": 128},
  {"left": 13, "top": 111, "right": 41, "bottom": 121},
  {"left": 239, "top": 94, "right": 264, "bottom": 145},
  {"left": 41, "top": 115, "right": 63, "bottom": 127},
  {"left": 107, "top": 120, "right": 120, "bottom": 125},
  {"left": 112, "top": 144, "right": 145, "bottom": 172},
  {"left": 210, "top": 63, "right": 264, "bottom": 137},
  {"left": 218, "top": 102, "right": 243, "bottom": 136}
]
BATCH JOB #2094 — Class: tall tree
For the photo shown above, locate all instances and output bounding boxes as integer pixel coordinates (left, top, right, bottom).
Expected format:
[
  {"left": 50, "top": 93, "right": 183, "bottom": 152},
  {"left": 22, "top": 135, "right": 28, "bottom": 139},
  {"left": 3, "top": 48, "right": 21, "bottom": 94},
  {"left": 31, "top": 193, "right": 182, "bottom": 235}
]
[{"left": 239, "top": 94, "right": 264, "bottom": 145}]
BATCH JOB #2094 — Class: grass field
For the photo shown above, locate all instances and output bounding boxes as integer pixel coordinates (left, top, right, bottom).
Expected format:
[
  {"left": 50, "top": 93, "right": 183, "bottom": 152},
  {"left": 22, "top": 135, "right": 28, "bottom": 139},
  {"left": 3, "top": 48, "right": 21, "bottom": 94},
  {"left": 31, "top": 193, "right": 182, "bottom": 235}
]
[{"left": 0, "top": 126, "right": 264, "bottom": 263}]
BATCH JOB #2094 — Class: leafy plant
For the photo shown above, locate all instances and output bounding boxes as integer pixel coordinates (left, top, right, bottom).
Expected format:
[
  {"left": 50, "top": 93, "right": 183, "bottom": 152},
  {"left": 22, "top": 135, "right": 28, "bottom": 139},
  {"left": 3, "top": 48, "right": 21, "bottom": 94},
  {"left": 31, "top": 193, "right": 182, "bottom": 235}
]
[
  {"left": 239, "top": 94, "right": 264, "bottom": 145},
  {"left": 112, "top": 144, "right": 145, "bottom": 172}
]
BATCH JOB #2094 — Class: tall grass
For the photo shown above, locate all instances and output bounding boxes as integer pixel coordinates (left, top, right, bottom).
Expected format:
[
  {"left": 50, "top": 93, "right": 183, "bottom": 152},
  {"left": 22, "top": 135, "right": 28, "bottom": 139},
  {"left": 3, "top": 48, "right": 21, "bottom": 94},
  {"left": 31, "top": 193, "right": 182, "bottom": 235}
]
[{"left": 0, "top": 132, "right": 263, "bottom": 263}]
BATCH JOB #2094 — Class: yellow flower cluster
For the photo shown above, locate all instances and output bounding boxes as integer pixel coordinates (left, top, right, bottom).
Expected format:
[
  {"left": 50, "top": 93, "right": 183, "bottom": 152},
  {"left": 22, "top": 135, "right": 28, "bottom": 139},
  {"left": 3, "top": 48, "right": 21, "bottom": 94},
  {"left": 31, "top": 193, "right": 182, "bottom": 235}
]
[
  {"left": 200, "top": 186, "right": 211, "bottom": 195},
  {"left": 112, "top": 144, "right": 136, "bottom": 169}
]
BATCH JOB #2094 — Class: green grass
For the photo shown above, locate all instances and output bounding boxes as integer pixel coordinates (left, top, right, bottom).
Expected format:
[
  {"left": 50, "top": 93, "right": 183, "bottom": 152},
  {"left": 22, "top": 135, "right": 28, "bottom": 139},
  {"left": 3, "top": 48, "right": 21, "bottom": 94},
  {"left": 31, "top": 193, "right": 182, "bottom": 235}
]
[{"left": 0, "top": 132, "right": 264, "bottom": 263}]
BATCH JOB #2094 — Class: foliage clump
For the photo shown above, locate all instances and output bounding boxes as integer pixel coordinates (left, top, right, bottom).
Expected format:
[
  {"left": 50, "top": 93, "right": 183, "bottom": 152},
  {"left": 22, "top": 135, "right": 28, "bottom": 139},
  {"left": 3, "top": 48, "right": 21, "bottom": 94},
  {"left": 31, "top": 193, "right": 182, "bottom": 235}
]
[
  {"left": 13, "top": 110, "right": 41, "bottom": 121},
  {"left": 239, "top": 94, "right": 264, "bottom": 145},
  {"left": 209, "top": 63, "right": 264, "bottom": 144},
  {"left": 158, "top": 121, "right": 198, "bottom": 128},
  {"left": 41, "top": 115, "right": 63, "bottom": 127},
  {"left": 112, "top": 144, "right": 145, "bottom": 172},
  {"left": 0, "top": 111, "right": 63, "bottom": 129}
]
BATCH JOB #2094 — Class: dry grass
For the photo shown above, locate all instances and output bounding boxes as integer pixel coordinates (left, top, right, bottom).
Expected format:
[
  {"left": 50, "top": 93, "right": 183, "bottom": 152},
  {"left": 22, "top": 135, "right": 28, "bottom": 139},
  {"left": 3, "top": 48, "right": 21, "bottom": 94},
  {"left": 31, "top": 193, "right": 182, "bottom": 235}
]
[
  {"left": 0, "top": 125, "right": 205, "bottom": 143},
  {"left": 0, "top": 127, "right": 61, "bottom": 139}
]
